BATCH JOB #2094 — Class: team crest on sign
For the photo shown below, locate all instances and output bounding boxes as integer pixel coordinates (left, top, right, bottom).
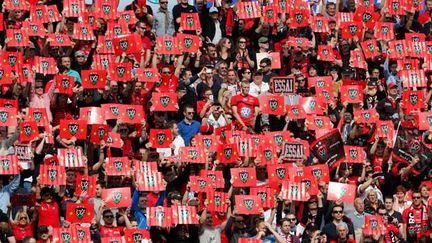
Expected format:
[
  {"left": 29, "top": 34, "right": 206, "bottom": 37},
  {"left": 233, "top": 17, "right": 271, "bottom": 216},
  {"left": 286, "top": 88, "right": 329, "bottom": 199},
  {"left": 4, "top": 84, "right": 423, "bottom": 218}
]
[
  {"left": 349, "top": 89, "right": 358, "bottom": 99},
  {"left": 68, "top": 124, "right": 79, "bottom": 135},
  {"left": 224, "top": 148, "right": 232, "bottom": 160},
  {"left": 0, "top": 111, "right": 8, "bottom": 123},
  {"left": 349, "top": 25, "right": 357, "bottom": 36},
  {"left": 269, "top": 99, "right": 278, "bottom": 111},
  {"left": 81, "top": 179, "right": 89, "bottom": 191},
  {"left": 89, "top": 73, "right": 99, "bottom": 85},
  {"left": 23, "top": 126, "right": 32, "bottom": 136},
  {"left": 157, "top": 133, "right": 166, "bottom": 145},
  {"left": 102, "top": 4, "right": 111, "bottom": 15},
  {"left": 267, "top": 9, "right": 274, "bottom": 19},
  {"left": 110, "top": 106, "right": 119, "bottom": 116},
  {"left": 239, "top": 171, "right": 249, "bottom": 183},
  {"left": 1, "top": 159, "right": 10, "bottom": 170},
  {"left": 61, "top": 232, "right": 71, "bottom": 243},
  {"left": 409, "top": 94, "right": 418, "bottom": 105},
  {"left": 77, "top": 230, "right": 85, "bottom": 240},
  {"left": 111, "top": 191, "right": 122, "bottom": 204},
  {"left": 97, "top": 127, "right": 105, "bottom": 139},
  {"left": 114, "top": 160, "right": 123, "bottom": 172},
  {"left": 349, "top": 149, "right": 358, "bottom": 159},
  {"left": 132, "top": 233, "right": 142, "bottom": 243},
  {"left": 62, "top": 79, "right": 70, "bottom": 90},
  {"left": 198, "top": 179, "right": 206, "bottom": 189},
  {"left": 48, "top": 169, "right": 57, "bottom": 181},
  {"left": 312, "top": 169, "right": 322, "bottom": 180},
  {"left": 164, "top": 40, "right": 173, "bottom": 51},
  {"left": 184, "top": 38, "right": 193, "bottom": 48},
  {"left": 116, "top": 67, "right": 125, "bottom": 78},
  {"left": 160, "top": 96, "right": 170, "bottom": 107},
  {"left": 186, "top": 17, "right": 194, "bottom": 27},
  {"left": 244, "top": 199, "right": 254, "bottom": 210},
  {"left": 214, "top": 195, "right": 221, "bottom": 206},
  {"left": 276, "top": 167, "right": 286, "bottom": 179},
  {"left": 127, "top": 108, "right": 136, "bottom": 120},
  {"left": 119, "top": 40, "right": 128, "bottom": 51},
  {"left": 264, "top": 150, "right": 272, "bottom": 161},
  {"left": 41, "top": 60, "right": 49, "bottom": 71},
  {"left": 75, "top": 207, "right": 86, "bottom": 220},
  {"left": 245, "top": 5, "right": 253, "bottom": 15}
]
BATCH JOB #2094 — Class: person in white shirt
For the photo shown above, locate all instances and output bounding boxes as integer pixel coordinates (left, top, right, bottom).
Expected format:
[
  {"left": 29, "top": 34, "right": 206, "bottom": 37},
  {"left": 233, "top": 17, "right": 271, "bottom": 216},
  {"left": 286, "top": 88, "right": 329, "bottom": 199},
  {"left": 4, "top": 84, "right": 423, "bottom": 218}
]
[
  {"left": 202, "top": 103, "right": 229, "bottom": 128},
  {"left": 249, "top": 70, "right": 269, "bottom": 98},
  {"left": 157, "top": 121, "right": 185, "bottom": 157}
]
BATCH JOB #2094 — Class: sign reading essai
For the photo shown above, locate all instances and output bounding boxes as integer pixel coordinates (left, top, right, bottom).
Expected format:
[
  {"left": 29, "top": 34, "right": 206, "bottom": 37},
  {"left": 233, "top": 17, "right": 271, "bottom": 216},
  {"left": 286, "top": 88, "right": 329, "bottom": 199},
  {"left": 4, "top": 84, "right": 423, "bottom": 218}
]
[
  {"left": 270, "top": 76, "right": 295, "bottom": 94},
  {"left": 282, "top": 140, "right": 309, "bottom": 160}
]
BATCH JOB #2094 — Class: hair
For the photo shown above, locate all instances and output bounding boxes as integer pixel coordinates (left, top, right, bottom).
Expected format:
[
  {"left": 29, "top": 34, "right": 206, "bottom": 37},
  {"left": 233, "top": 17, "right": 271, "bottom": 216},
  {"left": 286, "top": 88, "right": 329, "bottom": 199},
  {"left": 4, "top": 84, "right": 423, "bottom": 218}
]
[
  {"left": 280, "top": 218, "right": 290, "bottom": 225},
  {"left": 102, "top": 209, "right": 113, "bottom": 216},
  {"left": 384, "top": 195, "right": 394, "bottom": 202},
  {"left": 411, "top": 189, "right": 421, "bottom": 196},
  {"left": 377, "top": 205, "right": 386, "bottom": 212},
  {"left": 215, "top": 60, "right": 228, "bottom": 71},
  {"left": 395, "top": 185, "right": 406, "bottom": 193},
  {"left": 260, "top": 58, "right": 271, "bottom": 66},
  {"left": 183, "top": 104, "right": 195, "bottom": 113},
  {"left": 216, "top": 37, "right": 231, "bottom": 53},
  {"left": 337, "top": 222, "right": 348, "bottom": 231},
  {"left": 332, "top": 204, "right": 344, "bottom": 212},
  {"left": 14, "top": 210, "right": 30, "bottom": 224},
  {"left": 135, "top": 20, "right": 146, "bottom": 29},
  {"left": 22, "top": 237, "right": 36, "bottom": 243},
  {"left": 166, "top": 120, "right": 177, "bottom": 129}
]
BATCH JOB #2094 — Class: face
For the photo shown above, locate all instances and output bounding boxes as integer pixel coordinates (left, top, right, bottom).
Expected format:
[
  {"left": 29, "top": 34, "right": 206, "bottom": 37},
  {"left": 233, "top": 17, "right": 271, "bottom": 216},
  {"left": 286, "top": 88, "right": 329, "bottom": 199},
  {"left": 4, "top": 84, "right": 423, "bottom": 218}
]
[
  {"left": 396, "top": 191, "right": 405, "bottom": 201},
  {"left": 421, "top": 186, "right": 430, "bottom": 197},
  {"left": 208, "top": 47, "right": 217, "bottom": 57},
  {"left": 35, "top": 82, "right": 44, "bottom": 95},
  {"left": 227, "top": 70, "right": 237, "bottom": 83},
  {"left": 309, "top": 68, "right": 317, "bottom": 77},
  {"left": 287, "top": 214, "right": 297, "bottom": 227},
  {"left": 96, "top": 184, "right": 102, "bottom": 197},
  {"left": 110, "top": 81, "right": 118, "bottom": 93},
  {"left": 211, "top": 11, "right": 218, "bottom": 20},
  {"left": 354, "top": 199, "right": 364, "bottom": 213},
  {"left": 134, "top": 82, "right": 143, "bottom": 93},
  {"left": 281, "top": 221, "right": 291, "bottom": 234},
  {"left": 103, "top": 212, "right": 115, "bottom": 225},
  {"left": 61, "top": 57, "right": 71, "bottom": 69},
  {"left": 412, "top": 193, "right": 422, "bottom": 206},
  {"left": 241, "top": 82, "right": 250, "bottom": 96},
  {"left": 256, "top": 222, "right": 267, "bottom": 233},
  {"left": 389, "top": 87, "right": 398, "bottom": 96},
  {"left": 138, "top": 196, "right": 148, "bottom": 209},
  {"left": 184, "top": 107, "right": 195, "bottom": 120},
  {"left": 66, "top": 171, "right": 75, "bottom": 183},
  {"left": 159, "top": 0, "right": 168, "bottom": 9},
  {"left": 171, "top": 123, "right": 179, "bottom": 136},
  {"left": 327, "top": 4, "right": 336, "bottom": 16},
  {"left": 384, "top": 198, "right": 394, "bottom": 210},
  {"left": 136, "top": 23, "right": 146, "bottom": 35},
  {"left": 218, "top": 64, "right": 228, "bottom": 76},
  {"left": 75, "top": 54, "right": 86, "bottom": 64},
  {"left": 161, "top": 67, "right": 171, "bottom": 76},
  {"left": 18, "top": 214, "right": 28, "bottom": 225},
  {"left": 235, "top": 217, "right": 246, "bottom": 229},
  {"left": 205, "top": 213, "right": 213, "bottom": 226},
  {"left": 332, "top": 207, "right": 344, "bottom": 220},
  {"left": 259, "top": 62, "right": 270, "bottom": 73},
  {"left": 183, "top": 70, "right": 192, "bottom": 81},
  {"left": 337, "top": 226, "right": 348, "bottom": 239},
  {"left": 238, "top": 38, "right": 247, "bottom": 49},
  {"left": 390, "top": 64, "right": 397, "bottom": 74},
  {"left": 368, "top": 192, "right": 377, "bottom": 202}
]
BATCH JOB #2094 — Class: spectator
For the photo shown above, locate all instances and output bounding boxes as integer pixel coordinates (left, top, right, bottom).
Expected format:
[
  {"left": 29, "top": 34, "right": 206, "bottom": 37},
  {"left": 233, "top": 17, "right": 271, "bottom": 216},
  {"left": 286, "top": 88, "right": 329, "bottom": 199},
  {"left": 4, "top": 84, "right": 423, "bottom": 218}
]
[
  {"left": 152, "top": 0, "right": 175, "bottom": 37},
  {"left": 177, "top": 105, "right": 200, "bottom": 146}
]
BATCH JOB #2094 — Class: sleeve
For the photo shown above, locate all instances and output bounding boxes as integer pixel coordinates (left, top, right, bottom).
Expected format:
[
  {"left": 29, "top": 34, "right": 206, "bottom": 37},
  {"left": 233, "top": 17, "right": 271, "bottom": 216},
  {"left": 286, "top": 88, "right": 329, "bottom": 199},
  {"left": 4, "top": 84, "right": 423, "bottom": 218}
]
[
  {"left": 230, "top": 95, "right": 238, "bottom": 106},
  {"left": 4, "top": 174, "right": 20, "bottom": 194},
  {"left": 131, "top": 189, "right": 139, "bottom": 213},
  {"left": 225, "top": 216, "right": 234, "bottom": 239}
]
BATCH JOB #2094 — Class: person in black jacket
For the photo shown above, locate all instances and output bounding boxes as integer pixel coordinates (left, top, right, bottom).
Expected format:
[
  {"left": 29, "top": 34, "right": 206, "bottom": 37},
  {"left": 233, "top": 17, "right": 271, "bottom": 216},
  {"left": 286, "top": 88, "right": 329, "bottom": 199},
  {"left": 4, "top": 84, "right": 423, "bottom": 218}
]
[
  {"left": 172, "top": 0, "right": 197, "bottom": 32},
  {"left": 376, "top": 82, "right": 402, "bottom": 122}
]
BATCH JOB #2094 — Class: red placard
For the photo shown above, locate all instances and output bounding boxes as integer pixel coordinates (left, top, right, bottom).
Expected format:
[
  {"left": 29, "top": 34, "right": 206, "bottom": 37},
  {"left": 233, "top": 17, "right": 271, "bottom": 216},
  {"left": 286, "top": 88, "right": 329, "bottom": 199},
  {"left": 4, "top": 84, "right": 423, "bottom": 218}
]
[
  {"left": 400, "top": 70, "right": 427, "bottom": 88},
  {"left": 199, "top": 170, "right": 224, "bottom": 189},
  {"left": 110, "top": 62, "right": 132, "bottom": 82},
  {"left": 217, "top": 143, "right": 239, "bottom": 163},
  {"left": 47, "top": 34, "right": 73, "bottom": 47},
  {"left": 180, "top": 13, "right": 201, "bottom": 31},
  {"left": 1, "top": 51, "right": 23, "bottom": 72},
  {"left": 34, "top": 56, "right": 56, "bottom": 75},
  {"left": 361, "top": 40, "right": 380, "bottom": 59},
  {"left": 59, "top": 120, "right": 87, "bottom": 140},
  {"left": 354, "top": 109, "right": 379, "bottom": 124},
  {"left": 147, "top": 206, "right": 172, "bottom": 227},
  {"left": 79, "top": 107, "right": 104, "bottom": 125},
  {"left": 263, "top": 6, "right": 278, "bottom": 23},
  {"left": 135, "top": 171, "right": 165, "bottom": 192},
  {"left": 0, "top": 99, "right": 17, "bottom": 109},
  {"left": 350, "top": 49, "right": 368, "bottom": 70},
  {"left": 189, "top": 176, "right": 213, "bottom": 192},
  {"left": 180, "top": 146, "right": 205, "bottom": 163},
  {"left": 58, "top": 148, "right": 85, "bottom": 168},
  {"left": 118, "top": 11, "right": 139, "bottom": 26},
  {"left": 97, "top": 36, "right": 114, "bottom": 54},
  {"left": 417, "top": 112, "right": 432, "bottom": 130},
  {"left": 95, "top": 0, "right": 118, "bottom": 20},
  {"left": 63, "top": 0, "right": 85, "bottom": 17},
  {"left": 52, "top": 227, "right": 74, "bottom": 243},
  {"left": 81, "top": 70, "right": 107, "bottom": 89},
  {"left": 19, "top": 121, "right": 39, "bottom": 142},
  {"left": 257, "top": 144, "right": 278, "bottom": 165},
  {"left": 231, "top": 167, "right": 257, "bottom": 188},
  {"left": 7, "top": 29, "right": 30, "bottom": 48},
  {"left": 289, "top": 9, "right": 309, "bottom": 27},
  {"left": 102, "top": 187, "right": 131, "bottom": 208},
  {"left": 281, "top": 181, "right": 310, "bottom": 201},
  {"left": 305, "top": 164, "right": 330, "bottom": 183},
  {"left": 39, "top": 165, "right": 66, "bottom": 186},
  {"left": 337, "top": 12, "right": 354, "bottom": 26},
  {"left": 317, "top": 45, "right": 336, "bottom": 62},
  {"left": 327, "top": 182, "right": 356, "bottom": 203},
  {"left": 387, "top": 0, "right": 405, "bottom": 15},
  {"left": 375, "top": 22, "right": 395, "bottom": 40},
  {"left": 101, "top": 103, "right": 122, "bottom": 120},
  {"left": 121, "top": 105, "right": 145, "bottom": 124},
  {"left": 306, "top": 115, "right": 333, "bottom": 131},
  {"left": 388, "top": 40, "right": 408, "bottom": 59},
  {"left": 250, "top": 187, "right": 277, "bottom": 209},
  {"left": 0, "top": 66, "right": 13, "bottom": 85},
  {"left": 344, "top": 146, "right": 365, "bottom": 163},
  {"left": 268, "top": 164, "right": 290, "bottom": 184},
  {"left": 207, "top": 191, "right": 229, "bottom": 212},
  {"left": 152, "top": 92, "right": 178, "bottom": 112},
  {"left": 260, "top": 95, "right": 285, "bottom": 115},
  {"left": 89, "top": 124, "right": 109, "bottom": 144},
  {"left": 124, "top": 229, "right": 150, "bottom": 242},
  {"left": 72, "top": 225, "right": 91, "bottom": 242},
  {"left": 294, "top": 175, "right": 319, "bottom": 196},
  {"left": 75, "top": 175, "right": 96, "bottom": 198},
  {"left": 341, "top": 22, "right": 364, "bottom": 40},
  {"left": 402, "top": 90, "right": 425, "bottom": 111},
  {"left": 4, "top": 0, "right": 29, "bottom": 11},
  {"left": 341, "top": 85, "right": 363, "bottom": 104},
  {"left": 106, "top": 157, "right": 131, "bottom": 176},
  {"left": 171, "top": 206, "right": 200, "bottom": 225},
  {"left": 0, "top": 155, "right": 20, "bottom": 175},
  {"left": 282, "top": 139, "right": 310, "bottom": 161},
  {"left": 256, "top": 52, "right": 281, "bottom": 69},
  {"left": 135, "top": 68, "right": 160, "bottom": 83},
  {"left": 363, "top": 215, "right": 384, "bottom": 236},
  {"left": 106, "top": 132, "right": 122, "bottom": 148},
  {"left": 310, "top": 16, "right": 330, "bottom": 33},
  {"left": 353, "top": 5, "right": 379, "bottom": 29},
  {"left": 0, "top": 107, "right": 17, "bottom": 127},
  {"left": 113, "top": 34, "right": 141, "bottom": 56},
  {"left": 93, "top": 54, "right": 115, "bottom": 70},
  {"left": 149, "top": 129, "right": 172, "bottom": 148},
  {"left": 156, "top": 36, "right": 180, "bottom": 55},
  {"left": 235, "top": 195, "right": 262, "bottom": 215},
  {"left": 177, "top": 33, "right": 200, "bottom": 53},
  {"left": 236, "top": 1, "right": 261, "bottom": 19},
  {"left": 47, "top": 5, "right": 62, "bottom": 22},
  {"left": 66, "top": 203, "right": 94, "bottom": 223},
  {"left": 55, "top": 75, "right": 75, "bottom": 96}
]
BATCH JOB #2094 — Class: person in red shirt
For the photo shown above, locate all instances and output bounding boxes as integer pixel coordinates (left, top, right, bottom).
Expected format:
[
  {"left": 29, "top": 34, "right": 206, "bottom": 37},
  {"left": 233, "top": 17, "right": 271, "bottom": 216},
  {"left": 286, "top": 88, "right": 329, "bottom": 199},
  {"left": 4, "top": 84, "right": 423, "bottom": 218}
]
[
  {"left": 230, "top": 81, "right": 260, "bottom": 132},
  {"left": 11, "top": 210, "right": 33, "bottom": 241},
  {"left": 36, "top": 187, "right": 60, "bottom": 228},
  {"left": 98, "top": 208, "right": 125, "bottom": 237},
  {"left": 402, "top": 190, "right": 432, "bottom": 242}
]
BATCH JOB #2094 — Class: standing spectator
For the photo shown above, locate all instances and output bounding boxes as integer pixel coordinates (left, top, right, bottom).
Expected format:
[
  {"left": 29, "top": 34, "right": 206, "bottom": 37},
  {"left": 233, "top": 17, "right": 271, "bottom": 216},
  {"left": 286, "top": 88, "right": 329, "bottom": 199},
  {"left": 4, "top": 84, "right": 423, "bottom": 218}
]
[
  {"left": 231, "top": 81, "right": 260, "bottom": 132},
  {"left": 152, "top": 0, "right": 175, "bottom": 37},
  {"left": 402, "top": 190, "right": 431, "bottom": 242},
  {"left": 202, "top": 7, "right": 224, "bottom": 45},
  {"left": 172, "top": 0, "right": 197, "bottom": 32},
  {"left": 178, "top": 105, "right": 200, "bottom": 146},
  {"left": 322, "top": 205, "right": 355, "bottom": 242}
]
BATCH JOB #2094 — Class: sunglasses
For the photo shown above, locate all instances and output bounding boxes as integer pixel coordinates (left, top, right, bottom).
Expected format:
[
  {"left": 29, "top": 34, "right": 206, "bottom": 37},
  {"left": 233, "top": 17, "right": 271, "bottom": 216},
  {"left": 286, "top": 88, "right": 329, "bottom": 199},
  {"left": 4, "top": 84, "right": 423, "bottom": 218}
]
[
  {"left": 412, "top": 196, "right": 421, "bottom": 199},
  {"left": 104, "top": 215, "right": 114, "bottom": 218},
  {"left": 35, "top": 86, "right": 43, "bottom": 89},
  {"left": 19, "top": 217, "right": 26, "bottom": 220},
  {"left": 287, "top": 218, "right": 296, "bottom": 221},
  {"left": 187, "top": 112, "right": 195, "bottom": 115},
  {"left": 76, "top": 55, "right": 85, "bottom": 58},
  {"left": 162, "top": 71, "right": 171, "bottom": 74},
  {"left": 333, "top": 210, "right": 343, "bottom": 214},
  {"left": 239, "top": 41, "right": 246, "bottom": 44}
]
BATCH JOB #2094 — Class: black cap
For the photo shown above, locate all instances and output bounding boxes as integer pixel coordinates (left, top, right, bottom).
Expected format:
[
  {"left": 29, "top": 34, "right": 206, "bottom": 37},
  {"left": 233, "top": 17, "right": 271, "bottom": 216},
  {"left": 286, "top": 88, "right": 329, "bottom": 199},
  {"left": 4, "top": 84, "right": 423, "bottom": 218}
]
[
  {"left": 176, "top": 83, "right": 187, "bottom": 92},
  {"left": 367, "top": 78, "right": 378, "bottom": 86}
]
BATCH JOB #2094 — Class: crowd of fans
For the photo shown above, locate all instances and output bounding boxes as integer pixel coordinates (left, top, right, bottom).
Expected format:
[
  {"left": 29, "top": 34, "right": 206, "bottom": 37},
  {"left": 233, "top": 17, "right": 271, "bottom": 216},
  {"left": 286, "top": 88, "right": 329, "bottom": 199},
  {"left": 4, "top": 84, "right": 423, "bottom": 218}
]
[{"left": 0, "top": 0, "right": 430, "bottom": 242}]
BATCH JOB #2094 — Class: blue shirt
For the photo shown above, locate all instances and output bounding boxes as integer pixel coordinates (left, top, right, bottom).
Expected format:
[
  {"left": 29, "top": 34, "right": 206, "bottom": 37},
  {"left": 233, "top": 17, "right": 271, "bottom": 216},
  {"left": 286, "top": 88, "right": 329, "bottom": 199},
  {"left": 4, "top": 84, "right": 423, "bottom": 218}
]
[
  {"left": 178, "top": 120, "right": 200, "bottom": 146},
  {"left": 68, "top": 69, "right": 81, "bottom": 84}
]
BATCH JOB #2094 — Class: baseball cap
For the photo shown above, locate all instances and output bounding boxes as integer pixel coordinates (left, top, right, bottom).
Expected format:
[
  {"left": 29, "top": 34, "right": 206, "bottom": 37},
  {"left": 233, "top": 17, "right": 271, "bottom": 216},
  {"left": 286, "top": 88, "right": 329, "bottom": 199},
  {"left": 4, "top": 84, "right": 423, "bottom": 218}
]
[
  {"left": 176, "top": 83, "right": 187, "bottom": 92},
  {"left": 209, "top": 6, "right": 218, "bottom": 13},
  {"left": 258, "top": 37, "right": 269, "bottom": 43},
  {"left": 387, "top": 82, "right": 397, "bottom": 89},
  {"left": 74, "top": 50, "right": 85, "bottom": 57}
]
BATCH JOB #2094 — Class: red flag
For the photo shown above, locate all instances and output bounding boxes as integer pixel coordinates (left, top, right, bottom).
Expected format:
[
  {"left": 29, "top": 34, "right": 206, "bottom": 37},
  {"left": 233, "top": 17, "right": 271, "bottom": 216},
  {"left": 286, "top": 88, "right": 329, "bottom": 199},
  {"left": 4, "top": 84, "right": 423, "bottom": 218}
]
[
  {"left": 397, "top": 59, "right": 419, "bottom": 71},
  {"left": 55, "top": 75, "right": 75, "bottom": 96},
  {"left": 106, "top": 132, "right": 122, "bottom": 148},
  {"left": 268, "top": 164, "right": 290, "bottom": 184},
  {"left": 251, "top": 187, "right": 277, "bottom": 209},
  {"left": 361, "top": 40, "right": 380, "bottom": 59},
  {"left": 19, "top": 121, "right": 39, "bottom": 142},
  {"left": 231, "top": 167, "right": 257, "bottom": 187},
  {"left": 66, "top": 203, "right": 94, "bottom": 223},
  {"left": 135, "top": 171, "right": 165, "bottom": 191},
  {"left": 310, "top": 16, "right": 330, "bottom": 33},
  {"left": 289, "top": 9, "right": 309, "bottom": 27},
  {"left": 171, "top": 206, "right": 200, "bottom": 224},
  {"left": 260, "top": 95, "right": 285, "bottom": 115},
  {"left": 121, "top": 105, "right": 145, "bottom": 124},
  {"left": 110, "top": 62, "right": 132, "bottom": 82},
  {"left": 47, "top": 34, "right": 73, "bottom": 47},
  {"left": 363, "top": 215, "right": 384, "bottom": 236},
  {"left": 257, "top": 144, "right": 278, "bottom": 165},
  {"left": 124, "top": 229, "right": 150, "bottom": 242},
  {"left": 189, "top": 176, "right": 213, "bottom": 192},
  {"left": 281, "top": 181, "right": 309, "bottom": 201},
  {"left": 350, "top": 49, "right": 368, "bottom": 70},
  {"left": 156, "top": 36, "right": 180, "bottom": 55},
  {"left": 234, "top": 136, "right": 256, "bottom": 158},
  {"left": 0, "top": 99, "right": 17, "bottom": 109},
  {"left": 1, "top": 51, "right": 23, "bottom": 72},
  {"left": 81, "top": 70, "right": 106, "bottom": 89},
  {"left": 59, "top": 120, "right": 87, "bottom": 140},
  {"left": 0, "top": 65, "right": 13, "bottom": 85},
  {"left": 93, "top": 54, "right": 115, "bottom": 70},
  {"left": 152, "top": 92, "right": 178, "bottom": 112},
  {"left": 237, "top": 1, "right": 261, "bottom": 19},
  {"left": 118, "top": 11, "right": 139, "bottom": 26},
  {"left": 235, "top": 195, "right": 262, "bottom": 215},
  {"left": 294, "top": 175, "right": 319, "bottom": 196},
  {"left": 286, "top": 104, "right": 307, "bottom": 119},
  {"left": 341, "top": 22, "right": 364, "bottom": 40},
  {"left": 89, "top": 124, "right": 109, "bottom": 144},
  {"left": 305, "top": 164, "right": 330, "bottom": 183},
  {"left": 0, "top": 155, "right": 20, "bottom": 175},
  {"left": 58, "top": 148, "right": 85, "bottom": 168},
  {"left": 79, "top": 107, "right": 104, "bottom": 125},
  {"left": 317, "top": 45, "right": 336, "bottom": 62},
  {"left": 327, "top": 182, "right": 356, "bottom": 203},
  {"left": 417, "top": 112, "right": 432, "bottom": 130},
  {"left": 0, "top": 107, "right": 17, "bottom": 126},
  {"left": 135, "top": 68, "right": 160, "bottom": 83},
  {"left": 180, "top": 146, "right": 205, "bottom": 163},
  {"left": 102, "top": 187, "right": 131, "bottom": 208},
  {"left": 39, "top": 165, "right": 66, "bottom": 186},
  {"left": 75, "top": 175, "right": 96, "bottom": 198},
  {"left": 337, "top": 12, "right": 354, "bottom": 26},
  {"left": 402, "top": 90, "right": 425, "bottom": 111},
  {"left": 195, "top": 135, "right": 221, "bottom": 152},
  {"left": 217, "top": 143, "right": 239, "bottom": 163},
  {"left": 353, "top": 5, "right": 379, "bottom": 29},
  {"left": 341, "top": 85, "right": 363, "bottom": 104},
  {"left": 113, "top": 34, "right": 141, "bottom": 56},
  {"left": 180, "top": 13, "right": 201, "bottom": 31},
  {"left": 262, "top": 6, "right": 278, "bottom": 24},
  {"left": 72, "top": 225, "right": 91, "bottom": 242},
  {"left": 97, "top": 36, "right": 114, "bottom": 54},
  {"left": 106, "top": 157, "right": 131, "bottom": 176},
  {"left": 6, "top": 29, "right": 30, "bottom": 47},
  {"left": 106, "top": 21, "right": 130, "bottom": 37},
  {"left": 149, "top": 129, "right": 172, "bottom": 148},
  {"left": 344, "top": 146, "right": 365, "bottom": 163},
  {"left": 374, "top": 22, "right": 395, "bottom": 40},
  {"left": 147, "top": 206, "right": 173, "bottom": 227},
  {"left": 375, "top": 120, "right": 395, "bottom": 141},
  {"left": 400, "top": 70, "right": 427, "bottom": 88},
  {"left": 63, "top": 0, "right": 85, "bottom": 17},
  {"left": 177, "top": 33, "right": 200, "bottom": 53},
  {"left": 207, "top": 191, "right": 229, "bottom": 212},
  {"left": 353, "top": 109, "right": 379, "bottom": 124},
  {"left": 101, "top": 104, "right": 122, "bottom": 120},
  {"left": 34, "top": 56, "right": 56, "bottom": 75},
  {"left": 199, "top": 170, "right": 224, "bottom": 189}
]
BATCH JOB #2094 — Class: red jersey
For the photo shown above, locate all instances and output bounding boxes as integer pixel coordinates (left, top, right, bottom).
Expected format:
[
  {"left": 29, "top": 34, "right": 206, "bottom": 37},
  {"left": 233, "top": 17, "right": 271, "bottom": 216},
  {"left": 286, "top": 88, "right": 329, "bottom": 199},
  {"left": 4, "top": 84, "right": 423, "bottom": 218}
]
[
  {"left": 384, "top": 224, "right": 400, "bottom": 243},
  {"left": 12, "top": 224, "right": 33, "bottom": 241},
  {"left": 230, "top": 94, "right": 259, "bottom": 127},
  {"left": 38, "top": 201, "right": 60, "bottom": 228},
  {"left": 158, "top": 75, "right": 178, "bottom": 93},
  {"left": 402, "top": 204, "right": 431, "bottom": 240},
  {"left": 99, "top": 225, "right": 124, "bottom": 237}
]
